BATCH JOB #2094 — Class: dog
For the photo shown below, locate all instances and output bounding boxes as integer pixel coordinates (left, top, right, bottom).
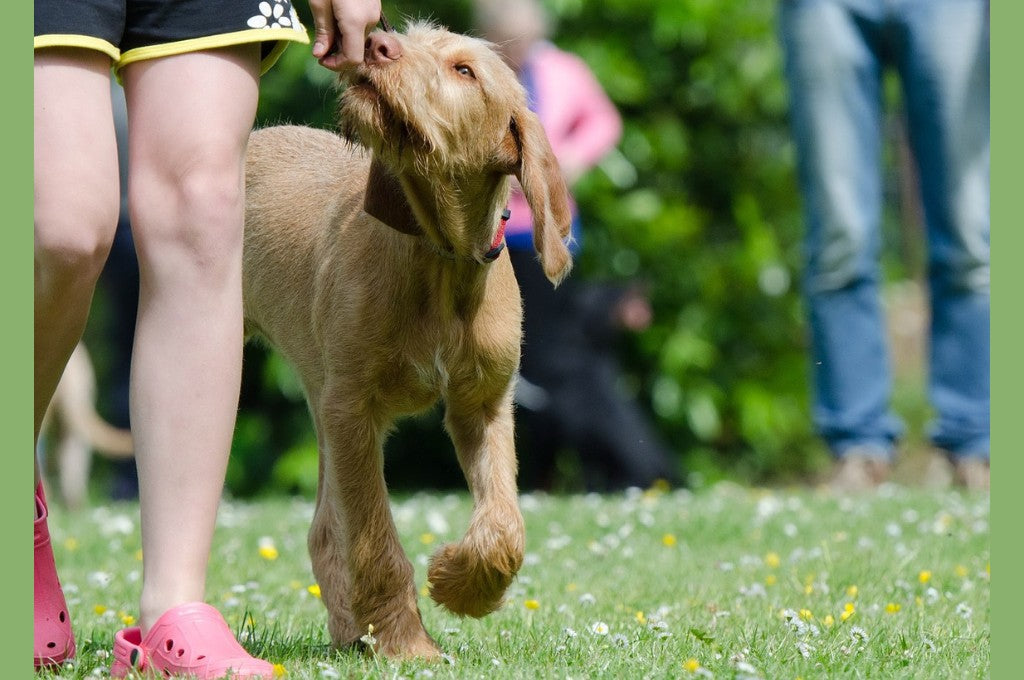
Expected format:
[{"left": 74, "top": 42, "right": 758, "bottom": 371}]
[
  {"left": 40, "top": 343, "right": 134, "bottom": 509},
  {"left": 242, "top": 23, "right": 573, "bottom": 659}
]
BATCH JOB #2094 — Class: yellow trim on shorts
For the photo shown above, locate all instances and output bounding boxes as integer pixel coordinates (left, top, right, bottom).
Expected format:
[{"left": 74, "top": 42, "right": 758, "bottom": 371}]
[
  {"left": 34, "top": 35, "right": 121, "bottom": 61},
  {"left": 117, "top": 28, "right": 310, "bottom": 76}
]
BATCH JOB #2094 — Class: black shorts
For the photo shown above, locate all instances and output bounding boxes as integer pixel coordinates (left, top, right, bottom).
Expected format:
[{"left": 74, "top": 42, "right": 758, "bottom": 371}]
[{"left": 34, "top": 0, "right": 309, "bottom": 74}]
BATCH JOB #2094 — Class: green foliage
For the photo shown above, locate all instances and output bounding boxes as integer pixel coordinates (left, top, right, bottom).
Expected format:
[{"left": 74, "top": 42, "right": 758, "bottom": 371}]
[{"left": 238, "top": 0, "right": 828, "bottom": 492}]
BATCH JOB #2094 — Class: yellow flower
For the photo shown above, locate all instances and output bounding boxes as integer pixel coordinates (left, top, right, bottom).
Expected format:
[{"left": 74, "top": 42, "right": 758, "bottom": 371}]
[
  {"left": 307, "top": 584, "right": 322, "bottom": 598},
  {"left": 420, "top": 533, "right": 435, "bottom": 545},
  {"left": 886, "top": 602, "right": 901, "bottom": 614},
  {"left": 566, "top": 582, "right": 578, "bottom": 592},
  {"left": 954, "top": 565, "right": 969, "bottom": 579},
  {"left": 765, "top": 574, "right": 777, "bottom": 586},
  {"left": 119, "top": 612, "right": 135, "bottom": 626},
  {"left": 845, "top": 585, "right": 858, "bottom": 598},
  {"left": 524, "top": 599, "right": 540, "bottom": 610},
  {"left": 662, "top": 534, "right": 677, "bottom": 547},
  {"left": 134, "top": 549, "right": 144, "bottom": 562},
  {"left": 259, "top": 545, "right": 279, "bottom": 561},
  {"left": 918, "top": 570, "right": 932, "bottom": 585},
  {"left": 683, "top": 658, "right": 701, "bottom": 673},
  {"left": 289, "top": 580, "right": 303, "bottom": 590},
  {"left": 823, "top": 614, "right": 835, "bottom": 627},
  {"left": 420, "top": 585, "right": 430, "bottom": 597},
  {"left": 272, "top": 663, "right": 287, "bottom": 676},
  {"left": 64, "top": 538, "right": 80, "bottom": 552},
  {"left": 799, "top": 609, "right": 813, "bottom": 621},
  {"left": 764, "top": 552, "right": 781, "bottom": 569},
  {"left": 840, "top": 602, "right": 855, "bottom": 622},
  {"left": 94, "top": 605, "right": 108, "bottom": 615},
  {"left": 915, "top": 596, "right": 923, "bottom": 607},
  {"left": 635, "top": 611, "right": 646, "bottom": 625},
  {"left": 804, "top": 584, "right": 814, "bottom": 596}
]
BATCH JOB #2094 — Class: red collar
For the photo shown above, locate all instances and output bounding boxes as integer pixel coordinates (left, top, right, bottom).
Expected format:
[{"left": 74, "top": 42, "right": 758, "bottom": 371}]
[{"left": 483, "top": 209, "right": 511, "bottom": 262}]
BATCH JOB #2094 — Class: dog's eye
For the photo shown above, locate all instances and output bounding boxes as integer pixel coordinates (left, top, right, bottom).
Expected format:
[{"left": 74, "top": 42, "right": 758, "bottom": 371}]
[{"left": 454, "top": 64, "right": 475, "bottom": 79}]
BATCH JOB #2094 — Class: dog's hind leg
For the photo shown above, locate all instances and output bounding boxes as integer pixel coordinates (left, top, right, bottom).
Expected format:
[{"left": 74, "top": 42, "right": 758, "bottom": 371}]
[
  {"left": 429, "top": 385, "right": 525, "bottom": 617},
  {"left": 317, "top": 392, "right": 440, "bottom": 659}
]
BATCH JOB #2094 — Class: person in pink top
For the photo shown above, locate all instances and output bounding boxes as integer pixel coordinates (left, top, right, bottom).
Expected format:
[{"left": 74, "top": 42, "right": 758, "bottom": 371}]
[{"left": 474, "top": 0, "right": 680, "bottom": 490}]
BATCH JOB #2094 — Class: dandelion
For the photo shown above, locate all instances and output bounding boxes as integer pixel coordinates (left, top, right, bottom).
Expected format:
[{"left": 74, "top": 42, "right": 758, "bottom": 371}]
[
  {"left": 272, "top": 663, "right": 287, "bottom": 676},
  {"left": 823, "top": 614, "right": 835, "bottom": 627},
  {"left": 764, "top": 574, "right": 777, "bottom": 586},
  {"left": 764, "top": 552, "right": 781, "bottom": 569},
  {"left": 64, "top": 537, "right": 80, "bottom": 552},
  {"left": 524, "top": 599, "right": 540, "bottom": 610},
  {"left": 119, "top": 612, "right": 135, "bottom": 626},
  {"left": 886, "top": 602, "right": 901, "bottom": 614},
  {"left": 591, "top": 621, "right": 609, "bottom": 635},
  {"left": 683, "top": 658, "right": 701, "bottom": 673},
  {"left": 662, "top": 533, "right": 677, "bottom": 547},
  {"left": 566, "top": 582, "right": 578, "bottom": 592},
  {"left": 804, "top": 584, "right": 814, "bottom": 596},
  {"left": 420, "top": 533, "right": 435, "bottom": 545},
  {"left": 134, "top": 549, "right": 144, "bottom": 562},
  {"left": 360, "top": 624, "right": 377, "bottom": 648},
  {"left": 258, "top": 544, "right": 279, "bottom": 561},
  {"left": 845, "top": 585, "right": 858, "bottom": 598},
  {"left": 918, "top": 570, "right": 932, "bottom": 585},
  {"left": 307, "top": 584, "right": 322, "bottom": 598},
  {"left": 955, "top": 564, "right": 969, "bottom": 579},
  {"left": 94, "top": 605, "right": 108, "bottom": 615},
  {"left": 635, "top": 610, "right": 646, "bottom": 625},
  {"left": 799, "top": 609, "right": 813, "bottom": 621},
  {"left": 840, "top": 602, "right": 855, "bottom": 622}
]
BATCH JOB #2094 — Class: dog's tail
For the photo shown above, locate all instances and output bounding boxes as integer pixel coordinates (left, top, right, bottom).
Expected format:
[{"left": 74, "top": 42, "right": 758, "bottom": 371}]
[
  {"left": 426, "top": 502, "right": 524, "bottom": 618},
  {"left": 54, "top": 344, "right": 134, "bottom": 458}
]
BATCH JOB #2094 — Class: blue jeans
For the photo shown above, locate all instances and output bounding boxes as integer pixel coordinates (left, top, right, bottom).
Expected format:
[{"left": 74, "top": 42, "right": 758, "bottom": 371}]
[{"left": 779, "top": 0, "right": 990, "bottom": 460}]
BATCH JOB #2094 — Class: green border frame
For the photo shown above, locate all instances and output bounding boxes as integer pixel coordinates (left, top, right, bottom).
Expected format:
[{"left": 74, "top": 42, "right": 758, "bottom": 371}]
[
  {"left": 990, "top": 1, "right": 1015, "bottom": 677},
  {"left": 7, "top": 1, "right": 32, "bottom": 669}
]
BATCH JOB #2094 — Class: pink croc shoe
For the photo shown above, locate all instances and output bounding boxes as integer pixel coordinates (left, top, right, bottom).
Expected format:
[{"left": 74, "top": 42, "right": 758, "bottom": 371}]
[
  {"left": 34, "top": 483, "right": 76, "bottom": 668},
  {"left": 110, "top": 602, "right": 273, "bottom": 679}
]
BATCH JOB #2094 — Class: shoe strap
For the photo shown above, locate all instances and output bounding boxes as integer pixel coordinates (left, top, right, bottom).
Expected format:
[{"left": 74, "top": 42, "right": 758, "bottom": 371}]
[{"left": 114, "top": 630, "right": 148, "bottom": 673}]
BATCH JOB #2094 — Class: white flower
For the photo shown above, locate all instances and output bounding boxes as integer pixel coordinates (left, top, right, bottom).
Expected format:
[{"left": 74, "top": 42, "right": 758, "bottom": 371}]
[
  {"left": 849, "top": 626, "right": 869, "bottom": 643},
  {"left": 796, "top": 641, "right": 814, "bottom": 658},
  {"left": 579, "top": 592, "right": 596, "bottom": 605},
  {"left": 247, "top": 0, "right": 296, "bottom": 29},
  {"left": 591, "top": 621, "right": 609, "bottom": 635},
  {"left": 564, "top": 627, "right": 578, "bottom": 638},
  {"left": 956, "top": 602, "right": 973, "bottom": 619}
]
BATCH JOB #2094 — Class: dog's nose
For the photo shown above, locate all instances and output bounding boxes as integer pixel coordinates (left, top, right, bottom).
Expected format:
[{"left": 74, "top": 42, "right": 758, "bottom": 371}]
[{"left": 365, "top": 32, "right": 402, "bottom": 63}]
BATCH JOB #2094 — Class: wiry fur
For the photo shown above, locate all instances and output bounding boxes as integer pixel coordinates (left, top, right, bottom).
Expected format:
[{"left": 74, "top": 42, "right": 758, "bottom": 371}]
[{"left": 243, "top": 23, "right": 572, "bottom": 659}]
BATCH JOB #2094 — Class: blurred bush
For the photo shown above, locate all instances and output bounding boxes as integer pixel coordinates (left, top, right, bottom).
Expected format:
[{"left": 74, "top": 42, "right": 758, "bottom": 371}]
[{"left": 228, "top": 0, "right": 830, "bottom": 495}]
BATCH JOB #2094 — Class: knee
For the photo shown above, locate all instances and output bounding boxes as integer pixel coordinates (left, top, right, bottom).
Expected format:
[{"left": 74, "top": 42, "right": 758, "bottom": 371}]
[
  {"left": 805, "top": 222, "right": 874, "bottom": 293},
  {"left": 130, "top": 163, "right": 245, "bottom": 272},
  {"left": 34, "top": 192, "right": 118, "bottom": 291}
]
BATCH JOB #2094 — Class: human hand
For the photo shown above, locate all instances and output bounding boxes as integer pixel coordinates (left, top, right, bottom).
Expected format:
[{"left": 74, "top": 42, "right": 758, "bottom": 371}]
[{"left": 309, "top": 0, "right": 382, "bottom": 71}]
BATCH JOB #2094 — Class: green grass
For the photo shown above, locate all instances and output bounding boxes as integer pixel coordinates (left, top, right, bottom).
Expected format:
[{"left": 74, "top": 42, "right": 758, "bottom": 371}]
[{"left": 39, "top": 484, "right": 989, "bottom": 678}]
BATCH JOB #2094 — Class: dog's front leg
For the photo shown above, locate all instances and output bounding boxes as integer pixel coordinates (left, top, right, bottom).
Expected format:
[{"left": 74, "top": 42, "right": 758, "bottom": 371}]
[
  {"left": 318, "top": 395, "right": 440, "bottom": 659},
  {"left": 430, "top": 384, "right": 525, "bottom": 617}
]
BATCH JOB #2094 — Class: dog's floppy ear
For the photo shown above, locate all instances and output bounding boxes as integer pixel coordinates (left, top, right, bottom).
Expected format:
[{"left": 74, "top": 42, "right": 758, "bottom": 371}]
[
  {"left": 364, "top": 157, "right": 422, "bottom": 236},
  {"left": 500, "top": 110, "right": 573, "bottom": 286}
]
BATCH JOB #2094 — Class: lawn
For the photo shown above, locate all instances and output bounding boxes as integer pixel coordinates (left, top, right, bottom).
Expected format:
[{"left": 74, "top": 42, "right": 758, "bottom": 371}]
[{"left": 38, "top": 483, "right": 989, "bottom": 678}]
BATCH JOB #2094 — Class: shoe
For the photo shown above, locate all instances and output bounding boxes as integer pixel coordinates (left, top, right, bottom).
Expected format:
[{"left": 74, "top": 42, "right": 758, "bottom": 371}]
[
  {"left": 829, "top": 452, "right": 891, "bottom": 493},
  {"left": 111, "top": 602, "right": 273, "bottom": 679},
  {"left": 954, "top": 458, "right": 990, "bottom": 491},
  {"left": 34, "top": 483, "right": 76, "bottom": 668}
]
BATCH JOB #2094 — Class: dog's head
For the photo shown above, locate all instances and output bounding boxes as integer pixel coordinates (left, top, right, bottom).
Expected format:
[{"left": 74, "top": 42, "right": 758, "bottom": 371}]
[{"left": 339, "top": 22, "right": 572, "bottom": 285}]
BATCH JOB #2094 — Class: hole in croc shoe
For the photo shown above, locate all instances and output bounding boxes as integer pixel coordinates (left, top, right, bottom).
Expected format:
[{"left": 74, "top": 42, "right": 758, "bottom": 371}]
[
  {"left": 197, "top": 655, "right": 206, "bottom": 660},
  {"left": 165, "top": 639, "right": 174, "bottom": 652},
  {"left": 177, "top": 648, "right": 185, "bottom": 658},
  {"left": 59, "top": 611, "right": 66, "bottom": 623},
  {"left": 47, "top": 642, "right": 56, "bottom": 649}
]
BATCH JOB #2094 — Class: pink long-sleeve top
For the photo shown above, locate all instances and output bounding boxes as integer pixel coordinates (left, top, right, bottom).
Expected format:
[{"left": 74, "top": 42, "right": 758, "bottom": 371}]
[{"left": 505, "top": 42, "right": 623, "bottom": 250}]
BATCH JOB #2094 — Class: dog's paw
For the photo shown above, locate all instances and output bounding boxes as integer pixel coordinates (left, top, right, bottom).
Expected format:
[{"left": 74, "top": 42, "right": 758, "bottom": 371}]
[{"left": 426, "top": 542, "right": 517, "bottom": 618}]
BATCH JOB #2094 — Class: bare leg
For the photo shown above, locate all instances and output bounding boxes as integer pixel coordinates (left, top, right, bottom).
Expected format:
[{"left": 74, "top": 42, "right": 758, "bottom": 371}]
[
  {"left": 120, "top": 46, "right": 259, "bottom": 633},
  {"left": 34, "top": 49, "right": 120, "bottom": 454}
]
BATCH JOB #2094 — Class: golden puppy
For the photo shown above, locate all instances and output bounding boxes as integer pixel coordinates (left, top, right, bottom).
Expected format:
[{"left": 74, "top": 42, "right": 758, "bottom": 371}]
[{"left": 243, "top": 23, "right": 572, "bottom": 658}]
